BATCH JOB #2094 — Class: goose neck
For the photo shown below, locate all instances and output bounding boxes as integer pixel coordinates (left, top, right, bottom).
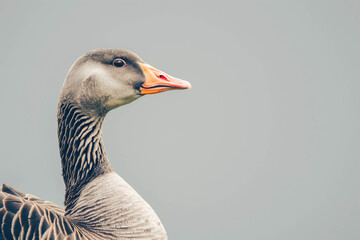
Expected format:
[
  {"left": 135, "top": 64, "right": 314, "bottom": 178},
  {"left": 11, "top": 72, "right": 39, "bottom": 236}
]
[{"left": 57, "top": 100, "right": 113, "bottom": 210}]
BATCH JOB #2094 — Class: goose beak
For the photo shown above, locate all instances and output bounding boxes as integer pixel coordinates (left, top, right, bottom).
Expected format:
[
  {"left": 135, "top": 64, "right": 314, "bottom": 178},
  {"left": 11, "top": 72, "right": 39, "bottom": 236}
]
[{"left": 139, "top": 63, "right": 191, "bottom": 95}]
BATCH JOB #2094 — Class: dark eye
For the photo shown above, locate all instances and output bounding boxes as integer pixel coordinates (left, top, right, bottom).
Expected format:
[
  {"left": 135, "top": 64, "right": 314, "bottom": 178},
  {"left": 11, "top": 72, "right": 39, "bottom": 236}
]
[{"left": 113, "top": 58, "right": 126, "bottom": 67}]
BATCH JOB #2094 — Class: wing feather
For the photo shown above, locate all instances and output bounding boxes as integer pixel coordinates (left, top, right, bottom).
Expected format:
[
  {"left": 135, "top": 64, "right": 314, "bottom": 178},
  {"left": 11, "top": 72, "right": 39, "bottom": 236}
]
[{"left": 0, "top": 184, "right": 79, "bottom": 240}]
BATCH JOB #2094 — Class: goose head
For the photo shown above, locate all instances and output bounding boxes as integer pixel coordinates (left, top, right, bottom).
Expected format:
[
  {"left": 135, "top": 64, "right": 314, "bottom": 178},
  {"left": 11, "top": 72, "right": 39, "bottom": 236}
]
[{"left": 60, "top": 49, "right": 191, "bottom": 116}]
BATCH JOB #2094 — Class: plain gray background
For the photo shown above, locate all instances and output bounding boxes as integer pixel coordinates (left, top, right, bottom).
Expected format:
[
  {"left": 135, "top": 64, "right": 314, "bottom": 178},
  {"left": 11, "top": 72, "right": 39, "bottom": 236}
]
[{"left": 0, "top": 0, "right": 359, "bottom": 239}]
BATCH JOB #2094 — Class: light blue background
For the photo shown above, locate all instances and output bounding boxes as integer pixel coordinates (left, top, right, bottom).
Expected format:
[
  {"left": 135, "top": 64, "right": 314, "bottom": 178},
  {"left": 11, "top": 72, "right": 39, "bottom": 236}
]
[{"left": 0, "top": 1, "right": 359, "bottom": 239}]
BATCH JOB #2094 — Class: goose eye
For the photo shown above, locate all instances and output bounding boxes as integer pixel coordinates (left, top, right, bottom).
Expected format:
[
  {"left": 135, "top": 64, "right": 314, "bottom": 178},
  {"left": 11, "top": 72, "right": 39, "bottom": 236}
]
[{"left": 113, "top": 59, "right": 126, "bottom": 67}]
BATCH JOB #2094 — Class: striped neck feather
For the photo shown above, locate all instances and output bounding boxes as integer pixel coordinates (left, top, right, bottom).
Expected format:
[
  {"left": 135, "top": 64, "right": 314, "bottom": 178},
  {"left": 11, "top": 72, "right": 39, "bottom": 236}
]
[{"left": 57, "top": 100, "right": 113, "bottom": 212}]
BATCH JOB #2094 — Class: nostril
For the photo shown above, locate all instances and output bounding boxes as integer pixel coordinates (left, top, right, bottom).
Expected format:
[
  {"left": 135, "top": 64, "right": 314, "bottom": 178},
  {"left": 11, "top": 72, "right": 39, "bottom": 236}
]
[{"left": 159, "top": 75, "right": 168, "bottom": 80}]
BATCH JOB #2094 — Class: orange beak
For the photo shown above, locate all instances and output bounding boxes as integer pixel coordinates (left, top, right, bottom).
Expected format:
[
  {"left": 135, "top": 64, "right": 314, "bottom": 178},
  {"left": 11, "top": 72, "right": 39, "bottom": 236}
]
[{"left": 139, "top": 63, "right": 191, "bottom": 95}]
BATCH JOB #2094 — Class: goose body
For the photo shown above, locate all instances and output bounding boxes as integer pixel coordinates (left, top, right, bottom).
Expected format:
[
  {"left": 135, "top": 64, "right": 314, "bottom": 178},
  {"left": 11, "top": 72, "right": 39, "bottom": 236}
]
[{"left": 0, "top": 49, "right": 191, "bottom": 240}]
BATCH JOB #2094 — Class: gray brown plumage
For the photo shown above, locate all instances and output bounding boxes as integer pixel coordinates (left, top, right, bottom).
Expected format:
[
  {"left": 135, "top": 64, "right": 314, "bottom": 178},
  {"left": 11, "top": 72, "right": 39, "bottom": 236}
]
[{"left": 0, "top": 49, "right": 191, "bottom": 240}]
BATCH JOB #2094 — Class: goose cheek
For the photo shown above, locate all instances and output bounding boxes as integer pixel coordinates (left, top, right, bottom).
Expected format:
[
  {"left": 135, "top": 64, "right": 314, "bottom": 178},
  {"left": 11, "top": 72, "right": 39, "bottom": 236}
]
[{"left": 103, "top": 87, "right": 140, "bottom": 110}]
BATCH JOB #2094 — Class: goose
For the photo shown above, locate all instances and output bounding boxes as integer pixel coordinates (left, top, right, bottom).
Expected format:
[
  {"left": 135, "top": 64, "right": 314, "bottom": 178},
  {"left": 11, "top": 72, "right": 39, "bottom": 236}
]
[{"left": 0, "top": 49, "right": 191, "bottom": 240}]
